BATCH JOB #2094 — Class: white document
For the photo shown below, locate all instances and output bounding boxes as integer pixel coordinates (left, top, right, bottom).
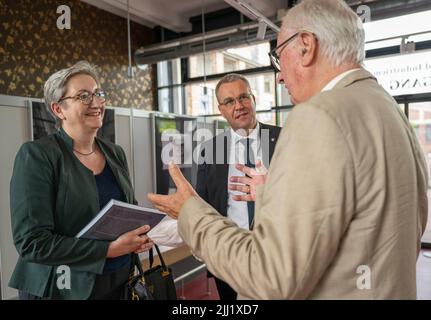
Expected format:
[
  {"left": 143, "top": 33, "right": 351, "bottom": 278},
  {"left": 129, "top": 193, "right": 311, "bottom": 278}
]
[
  {"left": 147, "top": 216, "right": 184, "bottom": 247},
  {"left": 76, "top": 199, "right": 166, "bottom": 241}
]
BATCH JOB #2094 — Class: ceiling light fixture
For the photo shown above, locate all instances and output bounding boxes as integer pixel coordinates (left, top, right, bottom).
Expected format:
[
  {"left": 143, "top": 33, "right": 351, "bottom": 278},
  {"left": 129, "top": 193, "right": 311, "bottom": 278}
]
[{"left": 224, "top": 0, "right": 280, "bottom": 36}]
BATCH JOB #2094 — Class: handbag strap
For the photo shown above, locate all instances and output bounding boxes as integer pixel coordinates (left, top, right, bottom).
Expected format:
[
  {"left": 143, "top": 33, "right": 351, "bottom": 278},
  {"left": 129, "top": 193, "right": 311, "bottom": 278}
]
[
  {"left": 148, "top": 244, "right": 168, "bottom": 269},
  {"left": 133, "top": 253, "right": 145, "bottom": 276}
]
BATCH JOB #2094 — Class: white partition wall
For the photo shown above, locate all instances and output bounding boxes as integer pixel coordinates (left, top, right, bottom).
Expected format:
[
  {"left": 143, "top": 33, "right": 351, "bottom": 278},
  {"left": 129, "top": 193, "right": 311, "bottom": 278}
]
[
  {"left": 114, "top": 108, "right": 134, "bottom": 183},
  {"left": 0, "top": 97, "right": 32, "bottom": 300},
  {"left": 131, "top": 110, "right": 154, "bottom": 207}
]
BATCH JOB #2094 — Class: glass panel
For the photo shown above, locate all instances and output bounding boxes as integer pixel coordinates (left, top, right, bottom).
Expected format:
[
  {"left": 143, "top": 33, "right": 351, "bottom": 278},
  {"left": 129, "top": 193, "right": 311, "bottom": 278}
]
[
  {"left": 188, "top": 42, "right": 271, "bottom": 78},
  {"left": 408, "top": 101, "right": 431, "bottom": 244},
  {"left": 279, "top": 109, "right": 290, "bottom": 127},
  {"left": 256, "top": 111, "right": 276, "bottom": 126},
  {"left": 277, "top": 82, "right": 292, "bottom": 107},
  {"left": 158, "top": 88, "right": 171, "bottom": 113},
  {"left": 157, "top": 61, "right": 170, "bottom": 87},
  {"left": 247, "top": 72, "right": 276, "bottom": 111},
  {"left": 185, "top": 72, "right": 275, "bottom": 116},
  {"left": 185, "top": 80, "right": 219, "bottom": 116},
  {"left": 158, "top": 86, "right": 183, "bottom": 114},
  {"left": 364, "top": 10, "right": 431, "bottom": 42},
  {"left": 157, "top": 59, "right": 182, "bottom": 87},
  {"left": 365, "top": 38, "right": 401, "bottom": 51},
  {"left": 366, "top": 31, "right": 431, "bottom": 51}
]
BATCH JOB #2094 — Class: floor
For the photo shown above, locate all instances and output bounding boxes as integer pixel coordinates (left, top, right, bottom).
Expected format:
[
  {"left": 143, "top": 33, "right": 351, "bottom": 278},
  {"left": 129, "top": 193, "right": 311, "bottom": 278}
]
[
  {"left": 176, "top": 272, "right": 220, "bottom": 300},
  {"left": 177, "top": 249, "right": 431, "bottom": 300}
]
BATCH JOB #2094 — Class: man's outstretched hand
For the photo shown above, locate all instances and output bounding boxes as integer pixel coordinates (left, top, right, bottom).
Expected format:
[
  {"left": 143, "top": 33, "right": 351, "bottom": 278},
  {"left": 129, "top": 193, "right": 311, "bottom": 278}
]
[
  {"left": 229, "top": 160, "right": 268, "bottom": 202},
  {"left": 148, "top": 163, "right": 197, "bottom": 219}
]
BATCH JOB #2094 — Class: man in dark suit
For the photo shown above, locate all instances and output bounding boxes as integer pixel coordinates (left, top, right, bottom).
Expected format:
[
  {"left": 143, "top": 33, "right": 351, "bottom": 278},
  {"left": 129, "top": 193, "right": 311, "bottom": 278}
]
[{"left": 196, "top": 74, "right": 281, "bottom": 300}]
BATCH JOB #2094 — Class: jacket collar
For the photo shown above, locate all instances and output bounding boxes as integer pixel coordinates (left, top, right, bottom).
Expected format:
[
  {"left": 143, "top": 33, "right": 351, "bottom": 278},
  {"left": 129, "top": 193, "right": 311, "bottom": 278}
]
[
  {"left": 333, "top": 68, "right": 376, "bottom": 90},
  {"left": 57, "top": 127, "right": 102, "bottom": 153},
  {"left": 57, "top": 127, "right": 74, "bottom": 150}
]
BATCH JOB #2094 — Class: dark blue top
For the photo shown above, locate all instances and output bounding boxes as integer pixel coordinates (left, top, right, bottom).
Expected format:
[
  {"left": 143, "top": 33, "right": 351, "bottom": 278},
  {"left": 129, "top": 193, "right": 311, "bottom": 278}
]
[{"left": 95, "top": 163, "right": 131, "bottom": 274}]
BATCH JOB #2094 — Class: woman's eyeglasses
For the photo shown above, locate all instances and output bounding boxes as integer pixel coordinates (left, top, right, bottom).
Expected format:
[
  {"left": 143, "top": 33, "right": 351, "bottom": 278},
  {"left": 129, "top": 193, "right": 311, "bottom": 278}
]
[{"left": 58, "top": 89, "right": 107, "bottom": 105}]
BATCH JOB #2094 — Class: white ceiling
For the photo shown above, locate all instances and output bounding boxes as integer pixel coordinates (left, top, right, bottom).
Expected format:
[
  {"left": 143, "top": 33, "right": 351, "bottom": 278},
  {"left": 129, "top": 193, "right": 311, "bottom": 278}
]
[{"left": 81, "top": 0, "right": 284, "bottom": 32}]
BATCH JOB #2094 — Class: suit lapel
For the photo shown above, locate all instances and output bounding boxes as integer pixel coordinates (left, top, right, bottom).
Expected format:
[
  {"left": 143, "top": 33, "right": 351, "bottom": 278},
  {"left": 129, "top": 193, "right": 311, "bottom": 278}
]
[
  {"left": 219, "top": 131, "right": 230, "bottom": 216},
  {"left": 211, "top": 130, "right": 230, "bottom": 216},
  {"left": 259, "top": 122, "right": 278, "bottom": 165}
]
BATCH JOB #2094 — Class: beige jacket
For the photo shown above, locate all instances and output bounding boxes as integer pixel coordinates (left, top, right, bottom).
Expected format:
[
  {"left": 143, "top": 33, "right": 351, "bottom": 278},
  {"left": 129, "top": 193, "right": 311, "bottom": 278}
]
[{"left": 178, "top": 69, "right": 428, "bottom": 299}]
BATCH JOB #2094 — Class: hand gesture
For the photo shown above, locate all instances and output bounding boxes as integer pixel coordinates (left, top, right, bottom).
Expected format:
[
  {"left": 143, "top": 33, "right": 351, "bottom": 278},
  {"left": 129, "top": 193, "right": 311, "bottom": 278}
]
[
  {"left": 148, "top": 163, "right": 197, "bottom": 219},
  {"left": 229, "top": 160, "right": 268, "bottom": 202}
]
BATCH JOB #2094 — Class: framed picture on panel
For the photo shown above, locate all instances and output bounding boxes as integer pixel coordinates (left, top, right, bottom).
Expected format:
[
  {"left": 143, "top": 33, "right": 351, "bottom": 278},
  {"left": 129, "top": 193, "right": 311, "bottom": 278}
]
[
  {"left": 31, "top": 102, "right": 115, "bottom": 143},
  {"left": 152, "top": 113, "right": 197, "bottom": 195},
  {"left": 31, "top": 101, "right": 56, "bottom": 141},
  {"left": 97, "top": 108, "right": 115, "bottom": 144}
]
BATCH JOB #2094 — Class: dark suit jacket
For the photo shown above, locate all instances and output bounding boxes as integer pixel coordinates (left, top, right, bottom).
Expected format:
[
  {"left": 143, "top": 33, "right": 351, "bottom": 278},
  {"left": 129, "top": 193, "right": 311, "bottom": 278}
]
[
  {"left": 196, "top": 122, "right": 281, "bottom": 218},
  {"left": 9, "top": 128, "right": 136, "bottom": 299}
]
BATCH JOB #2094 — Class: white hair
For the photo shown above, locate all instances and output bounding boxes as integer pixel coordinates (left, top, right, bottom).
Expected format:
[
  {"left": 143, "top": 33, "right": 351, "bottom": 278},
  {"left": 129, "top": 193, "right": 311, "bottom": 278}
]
[
  {"left": 281, "top": 0, "right": 365, "bottom": 67},
  {"left": 43, "top": 61, "right": 100, "bottom": 126}
]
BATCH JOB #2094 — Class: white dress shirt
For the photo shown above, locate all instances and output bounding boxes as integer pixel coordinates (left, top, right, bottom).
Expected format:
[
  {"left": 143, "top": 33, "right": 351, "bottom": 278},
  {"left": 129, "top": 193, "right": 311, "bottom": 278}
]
[
  {"left": 227, "top": 123, "right": 261, "bottom": 230},
  {"left": 321, "top": 68, "right": 361, "bottom": 92}
]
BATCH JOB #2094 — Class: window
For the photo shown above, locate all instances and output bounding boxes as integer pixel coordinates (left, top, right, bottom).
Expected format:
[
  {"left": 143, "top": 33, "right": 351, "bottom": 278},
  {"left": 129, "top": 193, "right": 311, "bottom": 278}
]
[
  {"left": 408, "top": 101, "right": 431, "bottom": 246},
  {"left": 409, "top": 102, "right": 431, "bottom": 149},
  {"left": 185, "top": 80, "right": 219, "bottom": 116},
  {"left": 246, "top": 72, "right": 275, "bottom": 111},
  {"left": 157, "top": 59, "right": 183, "bottom": 114},
  {"left": 256, "top": 111, "right": 276, "bottom": 126},
  {"left": 364, "top": 10, "right": 431, "bottom": 43},
  {"left": 156, "top": 41, "right": 292, "bottom": 126},
  {"left": 223, "top": 56, "right": 237, "bottom": 73},
  {"left": 158, "top": 86, "right": 183, "bottom": 114},
  {"left": 188, "top": 42, "right": 271, "bottom": 78},
  {"left": 279, "top": 109, "right": 291, "bottom": 127},
  {"left": 185, "top": 72, "right": 276, "bottom": 117},
  {"left": 426, "top": 124, "right": 431, "bottom": 143}
]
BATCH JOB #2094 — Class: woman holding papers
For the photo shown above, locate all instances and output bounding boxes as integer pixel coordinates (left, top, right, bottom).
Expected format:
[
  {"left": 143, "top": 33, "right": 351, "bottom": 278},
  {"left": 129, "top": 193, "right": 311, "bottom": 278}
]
[{"left": 9, "top": 61, "right": 153, "bottom": 300}]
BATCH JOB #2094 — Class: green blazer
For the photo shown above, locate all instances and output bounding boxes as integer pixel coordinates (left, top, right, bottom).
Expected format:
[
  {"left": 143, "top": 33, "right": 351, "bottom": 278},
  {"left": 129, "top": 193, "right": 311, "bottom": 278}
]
[{"left": 9, "top": 128, "right": 137, "bottom": 299}]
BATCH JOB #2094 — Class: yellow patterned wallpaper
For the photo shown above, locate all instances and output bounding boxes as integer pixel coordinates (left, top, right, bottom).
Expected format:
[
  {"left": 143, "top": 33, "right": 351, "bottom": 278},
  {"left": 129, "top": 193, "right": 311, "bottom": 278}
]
[{"left": 0, "top": 0, "right": 155, "bottom": 109}]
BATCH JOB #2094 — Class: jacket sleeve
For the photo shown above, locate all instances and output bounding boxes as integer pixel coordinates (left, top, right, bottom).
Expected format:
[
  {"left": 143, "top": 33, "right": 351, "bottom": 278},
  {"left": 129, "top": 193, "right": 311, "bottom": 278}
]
[
  {"left": 10, "top": 142, "right": 109, "bottom": 274},
  {"left": 178, "top": 103, "right": 356, "bottom": 299}
]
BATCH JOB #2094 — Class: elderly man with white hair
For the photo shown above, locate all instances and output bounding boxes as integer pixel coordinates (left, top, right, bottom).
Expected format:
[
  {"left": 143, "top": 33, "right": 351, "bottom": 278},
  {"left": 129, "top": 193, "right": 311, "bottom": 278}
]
[{"left": 148, "top": 0, "right": 428, "bottom": 299}]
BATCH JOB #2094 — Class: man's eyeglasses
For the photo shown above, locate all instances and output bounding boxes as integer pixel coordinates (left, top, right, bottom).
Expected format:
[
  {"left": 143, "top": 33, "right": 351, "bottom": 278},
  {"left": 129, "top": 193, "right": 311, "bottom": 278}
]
[
  {"left": 58, "top": 89, "right": 107, "bottom": 105},
  {"left": 219, "top": 93, "right": 253, "bottom": 108},
  {"left": 268, "top": 32, "right": 300, "bottom": 73}
]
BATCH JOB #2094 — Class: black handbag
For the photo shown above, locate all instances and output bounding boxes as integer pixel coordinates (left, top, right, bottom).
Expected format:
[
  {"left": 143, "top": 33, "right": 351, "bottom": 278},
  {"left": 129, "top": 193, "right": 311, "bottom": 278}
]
[
  {"left": 124, "top": 244, "right": 177, "bottom": 300},
  {"left": 124, "top": 253, "right": 153, "bottom": 300},
  {"left": 144, "top": 244, "right": 177, "bottom": 300}
]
